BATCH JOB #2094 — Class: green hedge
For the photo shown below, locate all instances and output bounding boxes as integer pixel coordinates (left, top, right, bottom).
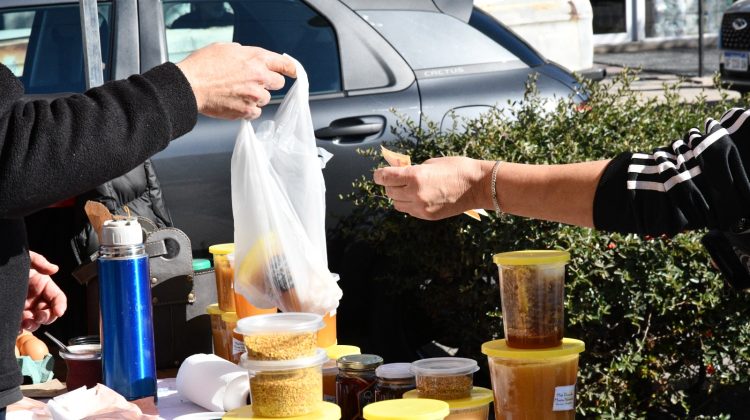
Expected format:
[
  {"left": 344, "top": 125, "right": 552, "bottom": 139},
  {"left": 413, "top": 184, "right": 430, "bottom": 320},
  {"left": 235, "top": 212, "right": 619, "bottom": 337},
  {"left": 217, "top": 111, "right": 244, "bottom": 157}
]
[{"left": 337, "top": 71, "right": 750, "bottom": 418}]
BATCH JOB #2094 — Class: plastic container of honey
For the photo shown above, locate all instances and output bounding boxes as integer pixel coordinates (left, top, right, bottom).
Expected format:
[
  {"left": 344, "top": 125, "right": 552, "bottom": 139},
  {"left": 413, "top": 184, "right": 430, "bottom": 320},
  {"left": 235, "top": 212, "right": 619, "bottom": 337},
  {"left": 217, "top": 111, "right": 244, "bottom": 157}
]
[
  {"left": 493, "top": 250, "right": 569, "bottom": 349},
  {"left": 207, "top": 303, "right": 228, "bottom": 361},
  {"left": 403, "top": 387, "right": 493, "bottom": 420},
  {"left": 322, "top": 344, "right": 361, "bottom": 403},
  {"left": 209, "top": 243, "right": 236, "bottom": 312},
  {"left": 221, "top": 311, "right": 243, "bottom": 364},
  {"left": 481, "top": 338, "right": 584, "bottom": 420}
]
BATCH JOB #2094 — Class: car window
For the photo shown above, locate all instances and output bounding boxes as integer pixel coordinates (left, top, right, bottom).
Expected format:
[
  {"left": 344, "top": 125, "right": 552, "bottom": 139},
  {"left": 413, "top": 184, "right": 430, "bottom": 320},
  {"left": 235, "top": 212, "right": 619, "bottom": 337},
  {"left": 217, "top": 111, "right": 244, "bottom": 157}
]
[
  {"left": 163, "top": 0, "right": 341, "bottom": 96},
  {"left": 358, "top": 10, "right": 521, "bottom": 70},
  {"left": 0, "top": 4, "right": 112, "bottom": 93}
]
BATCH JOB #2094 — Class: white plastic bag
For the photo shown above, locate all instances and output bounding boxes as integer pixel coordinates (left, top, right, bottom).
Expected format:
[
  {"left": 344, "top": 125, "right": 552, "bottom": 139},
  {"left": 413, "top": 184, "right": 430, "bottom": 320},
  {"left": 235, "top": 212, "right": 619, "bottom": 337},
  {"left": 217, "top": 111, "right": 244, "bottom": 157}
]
[{"left": 231, "top": 56, "right": 341, "bottom": 315}]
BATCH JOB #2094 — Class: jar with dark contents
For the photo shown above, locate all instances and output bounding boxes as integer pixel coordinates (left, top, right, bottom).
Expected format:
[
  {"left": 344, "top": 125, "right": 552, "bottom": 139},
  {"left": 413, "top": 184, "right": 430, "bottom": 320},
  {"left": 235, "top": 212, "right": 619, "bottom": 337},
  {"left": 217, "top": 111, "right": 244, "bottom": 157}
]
[
  {"left": 374, "top": 363, "right": 416, "bottom": 401},
  {"left": 336, "top": 354, "right": 383, "bottom": 420}
]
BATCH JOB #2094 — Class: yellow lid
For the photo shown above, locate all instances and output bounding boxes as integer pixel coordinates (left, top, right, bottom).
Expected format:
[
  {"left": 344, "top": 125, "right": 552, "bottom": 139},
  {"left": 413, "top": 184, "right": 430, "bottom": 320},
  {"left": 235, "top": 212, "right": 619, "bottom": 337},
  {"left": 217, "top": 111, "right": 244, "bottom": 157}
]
[
  {"left": 493, "top": 250, "right": 570, "bottom": 266},
  {"left": 223, "top": 402, "right": 340, "bottom": 420},
  {"left": 363, "top": 399, "right": 450, "bottom": 420},
  {"left": 481, "top": 338, "right": 584, "bottom": 359},
  {"left": 221, "top": 311, "right": 239, "bottom": 323},
  {"left": 402, "top": 387, "right": 494, "bottom": 410},
  {"left": 206, "top": 303, "right": 222, "bottom": 316},
  {"left": 209, "top": 243, "right": 235, "bottom": 255},
  {"left": 326, "top": 344, "right": 361, "bottom": 361}
]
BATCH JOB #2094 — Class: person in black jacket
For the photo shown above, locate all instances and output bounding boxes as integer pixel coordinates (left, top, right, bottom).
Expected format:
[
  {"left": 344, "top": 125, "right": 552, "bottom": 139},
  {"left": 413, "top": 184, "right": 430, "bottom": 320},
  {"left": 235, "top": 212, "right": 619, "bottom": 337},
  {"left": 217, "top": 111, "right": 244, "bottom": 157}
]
[
  {"left": 0, "top": 42, "right": 295, "bottom": 412},
  {"left": 373, "top": 108, "right": 750, "bottom": 287}
]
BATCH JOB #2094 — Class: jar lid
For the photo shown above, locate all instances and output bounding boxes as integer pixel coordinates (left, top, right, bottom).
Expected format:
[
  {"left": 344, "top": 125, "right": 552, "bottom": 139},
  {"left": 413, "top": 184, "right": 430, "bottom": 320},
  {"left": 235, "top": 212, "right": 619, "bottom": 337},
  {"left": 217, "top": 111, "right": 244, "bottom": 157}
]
[
  {"left": 192, "top": 258, "right": 211, "bottom": 271},
  {"left": 481, "top": 338, "right": 585, "bottom": 359},
  {"left": 325, "top": 344, "right": 361, "bottom": 361},
  {"left": 411, "top": 357, "right": 479, "bottom": 377},
  {"left": 235, "top": 312, "right": 324, "bottom": 335},
  {"left": 376, "top": 363, "right": 414, "bottom": 379},
  {"left": 240, "top": 349, "right": 328, "bottom": 372},
  {"left": 493, "top": 250, "right": 570, "bottom": 266},
  {"left": 363, "top": 399, "right": 450, "bottom": 420},
  {"left": 206, "top": 303, "right": 221, "bottom": 316},
  {"left": 403, "top": 387, "right": 494, "bottom": 409},
  {"left": 338, "top": 354, "right": 384, "bottom": 371},
  {"left": 100, "top": 219, "right": 142, "bottom": 246},
  {"left": 221, "top": 311, "right": 238, "bottom": 323},
  {"left": 223, "top": 401, "right": 341, "bottom": 420},
  {"left": 208, "top": 243, "right": 235, "bottom": 255}
]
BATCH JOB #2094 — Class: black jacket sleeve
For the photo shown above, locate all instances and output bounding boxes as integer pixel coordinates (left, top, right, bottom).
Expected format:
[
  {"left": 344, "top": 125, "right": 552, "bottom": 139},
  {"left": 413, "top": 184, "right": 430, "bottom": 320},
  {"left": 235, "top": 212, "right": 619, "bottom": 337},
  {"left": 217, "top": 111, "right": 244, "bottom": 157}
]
[
  {"left": 593, "top": 108, "right": 750, "bottom": 236},
  {"left": 0, "top": 62, "right": 198, "bottom": 218}
]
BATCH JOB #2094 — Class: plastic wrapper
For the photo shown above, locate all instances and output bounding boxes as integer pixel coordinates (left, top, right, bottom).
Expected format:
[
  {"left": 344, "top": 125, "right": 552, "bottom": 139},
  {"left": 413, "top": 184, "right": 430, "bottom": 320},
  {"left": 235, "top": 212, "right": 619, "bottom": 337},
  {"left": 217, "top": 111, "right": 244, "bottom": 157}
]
[{"left": 231, "top": 56, "right": 341, "bottom": 315}]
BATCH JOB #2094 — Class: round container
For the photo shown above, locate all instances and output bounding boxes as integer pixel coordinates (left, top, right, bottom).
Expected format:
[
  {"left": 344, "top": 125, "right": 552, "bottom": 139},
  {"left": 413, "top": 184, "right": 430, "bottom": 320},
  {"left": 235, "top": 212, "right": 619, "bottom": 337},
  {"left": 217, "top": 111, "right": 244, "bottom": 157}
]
[
  {"left": 236, "top": 313, "right": 324, "bottom": 360},
  {"left": 322, "top": 344, "right": 361, "bottom": 403},
  {"left": 221, "top": 311, "right": 243, "bottom": 364},
  {"left": 207, "top": 304, "right": 228, "bottom": 360},
  {"left": 363, "top": 399, "right": 450, "bottom": 420},
  {"left": 60, "top": 344, "right": 102, "bottom": 391},
  {"left": 231, "top": 252, "right": 278, "bottom": 319},
  {"left": 240, "top": 349, "right": 328, "bottom": 418},
  {"left": 375, "top": 363, "right": 416, "bottom": 401},
  {"left": 411, "top": 358, "right": 479, "bottom": 400},
  {"left": 209, "top": 243, "right": 236, "bottom": 312},
  {"left": 222, "top": 401, "right": 341, "bottom": 420},
  {"left": 403, "top": 387, "right": 494, "bottom": 420},
  {"left": 337, "top": 354, "right": 384, "bottom": 420},
  {"left": 493, "top": 250, "right": 570, "bottom": 349},
  {"left": 481, "top": 338, "right": 584, "bottom": 420}
]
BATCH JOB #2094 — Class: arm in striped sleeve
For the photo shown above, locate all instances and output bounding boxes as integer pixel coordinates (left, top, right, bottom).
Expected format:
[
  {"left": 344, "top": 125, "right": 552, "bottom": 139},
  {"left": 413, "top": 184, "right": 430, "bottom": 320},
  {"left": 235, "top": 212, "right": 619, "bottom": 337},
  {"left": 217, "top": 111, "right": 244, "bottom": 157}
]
[{"left": 593, "top": 108, "right": 750, "bottom": 236}]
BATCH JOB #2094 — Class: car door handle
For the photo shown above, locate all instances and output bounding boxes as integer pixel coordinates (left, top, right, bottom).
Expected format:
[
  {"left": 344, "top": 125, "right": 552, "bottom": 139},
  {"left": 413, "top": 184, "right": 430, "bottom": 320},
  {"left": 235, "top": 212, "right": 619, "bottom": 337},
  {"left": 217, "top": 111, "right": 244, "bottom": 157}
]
[{"left": 315, "top": 117, "right": 384, "bottom": 141}]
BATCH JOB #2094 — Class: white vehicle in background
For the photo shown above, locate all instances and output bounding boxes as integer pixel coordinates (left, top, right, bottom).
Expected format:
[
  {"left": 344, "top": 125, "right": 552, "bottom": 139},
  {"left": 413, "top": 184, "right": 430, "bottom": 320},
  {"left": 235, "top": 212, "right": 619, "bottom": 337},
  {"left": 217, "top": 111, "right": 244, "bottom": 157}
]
[{"left": 476, "top": 0, "right": 596, "bottom": 74}]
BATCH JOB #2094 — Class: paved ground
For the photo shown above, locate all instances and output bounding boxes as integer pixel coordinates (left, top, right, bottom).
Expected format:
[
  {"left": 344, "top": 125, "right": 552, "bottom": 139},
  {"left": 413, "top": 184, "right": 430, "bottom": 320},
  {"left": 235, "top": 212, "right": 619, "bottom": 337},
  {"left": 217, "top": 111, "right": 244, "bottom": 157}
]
[{"left": 594, "top": 45, "right": 740, "bottom": 103}]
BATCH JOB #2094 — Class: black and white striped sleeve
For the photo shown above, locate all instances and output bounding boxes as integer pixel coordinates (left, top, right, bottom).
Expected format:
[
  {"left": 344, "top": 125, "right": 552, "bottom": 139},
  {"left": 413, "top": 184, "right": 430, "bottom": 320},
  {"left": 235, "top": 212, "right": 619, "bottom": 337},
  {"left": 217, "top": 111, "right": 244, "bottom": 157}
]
[{"left": 593, "top": 107, "right": 750, "bottom": 236}]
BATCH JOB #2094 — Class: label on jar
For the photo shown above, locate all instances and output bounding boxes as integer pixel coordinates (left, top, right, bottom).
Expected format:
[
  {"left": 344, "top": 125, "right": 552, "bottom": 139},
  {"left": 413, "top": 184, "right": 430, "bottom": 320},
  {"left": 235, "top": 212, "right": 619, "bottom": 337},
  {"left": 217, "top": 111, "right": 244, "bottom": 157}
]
[
  {"left": 232, "top": 337, "right": 244, "bottom": 355},
  {"left": 552, "top": 384, "right": 575, "bottom": 411}
]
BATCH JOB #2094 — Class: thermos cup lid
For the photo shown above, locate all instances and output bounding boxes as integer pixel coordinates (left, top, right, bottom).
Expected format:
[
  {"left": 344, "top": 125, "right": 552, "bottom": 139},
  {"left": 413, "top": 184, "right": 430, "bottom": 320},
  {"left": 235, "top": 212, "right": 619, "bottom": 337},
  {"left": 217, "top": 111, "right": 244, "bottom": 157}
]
[{"left": 101, "top": 219, "right": 143, "bottom": 246}]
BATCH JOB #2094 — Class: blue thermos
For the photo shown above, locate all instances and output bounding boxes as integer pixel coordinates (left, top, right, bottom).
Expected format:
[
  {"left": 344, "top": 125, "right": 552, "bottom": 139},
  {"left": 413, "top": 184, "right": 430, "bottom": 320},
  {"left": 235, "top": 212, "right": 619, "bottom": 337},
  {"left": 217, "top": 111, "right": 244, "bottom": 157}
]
[{"left": 98, "top": 218, "right": 157, "bottom": 401}]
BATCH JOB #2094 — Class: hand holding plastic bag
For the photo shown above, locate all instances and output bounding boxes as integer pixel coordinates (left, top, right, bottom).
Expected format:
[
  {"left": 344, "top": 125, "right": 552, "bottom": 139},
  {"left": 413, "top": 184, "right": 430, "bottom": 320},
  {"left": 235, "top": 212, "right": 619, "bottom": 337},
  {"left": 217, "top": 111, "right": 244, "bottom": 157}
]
[{"left": 231, "top": 56, "right": 341, "bottom": 315}]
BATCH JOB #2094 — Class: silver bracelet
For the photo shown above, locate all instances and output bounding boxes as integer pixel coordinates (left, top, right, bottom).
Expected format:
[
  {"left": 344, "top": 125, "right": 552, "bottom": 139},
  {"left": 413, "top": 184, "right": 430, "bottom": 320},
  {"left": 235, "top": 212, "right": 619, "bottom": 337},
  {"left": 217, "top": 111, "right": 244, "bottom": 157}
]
[{"left": 491, "top": 160, "right": 502, "bottom": 214}]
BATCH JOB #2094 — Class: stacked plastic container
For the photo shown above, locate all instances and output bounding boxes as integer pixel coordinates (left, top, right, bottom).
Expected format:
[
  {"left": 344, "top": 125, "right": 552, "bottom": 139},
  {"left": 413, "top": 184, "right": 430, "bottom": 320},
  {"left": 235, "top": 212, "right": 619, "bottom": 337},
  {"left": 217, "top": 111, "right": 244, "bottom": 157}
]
[
  {"left": 236, "top": 313, "right": 337, "bottom": 418},
  {"left": 401, "top": 357, "right": 493, "bottom": 420},
  {"left": 483, "top": 250, "right": 585, "bottom": 419}
]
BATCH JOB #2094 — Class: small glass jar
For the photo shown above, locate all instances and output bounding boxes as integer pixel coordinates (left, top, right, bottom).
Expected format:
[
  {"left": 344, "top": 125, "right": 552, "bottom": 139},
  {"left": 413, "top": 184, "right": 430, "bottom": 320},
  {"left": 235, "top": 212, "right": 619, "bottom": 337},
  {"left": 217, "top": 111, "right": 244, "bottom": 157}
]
[
  {"left": 337, "top": 354, "right": 383, "bottom": 420},
  {"left": 374, "top": 363, "right": 416, "bottom": 401}
]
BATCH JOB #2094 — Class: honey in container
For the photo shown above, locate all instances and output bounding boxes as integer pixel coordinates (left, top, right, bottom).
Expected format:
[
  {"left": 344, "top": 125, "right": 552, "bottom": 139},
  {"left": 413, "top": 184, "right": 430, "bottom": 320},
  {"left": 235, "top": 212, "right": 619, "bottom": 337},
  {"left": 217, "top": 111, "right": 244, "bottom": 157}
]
[
  {"left": 209, "top": 243, "right": 236, "bottom": 312},
  {"left": 493, "top": 250, "right": 569, "bottom": 349},
  {"left": 482, "top": 338, "right": 584, "bottom": 420}
]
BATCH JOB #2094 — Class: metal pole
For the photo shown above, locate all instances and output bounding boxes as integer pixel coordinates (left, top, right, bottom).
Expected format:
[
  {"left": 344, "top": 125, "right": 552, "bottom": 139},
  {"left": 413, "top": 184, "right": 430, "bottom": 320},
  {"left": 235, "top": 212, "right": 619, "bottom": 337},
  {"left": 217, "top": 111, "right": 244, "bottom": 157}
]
[
  {"left": 698, "top": 0, "right": 704, "bottom": 77},
  {"left": 80, "top": 0, "right": 104, "bottom": 88}
]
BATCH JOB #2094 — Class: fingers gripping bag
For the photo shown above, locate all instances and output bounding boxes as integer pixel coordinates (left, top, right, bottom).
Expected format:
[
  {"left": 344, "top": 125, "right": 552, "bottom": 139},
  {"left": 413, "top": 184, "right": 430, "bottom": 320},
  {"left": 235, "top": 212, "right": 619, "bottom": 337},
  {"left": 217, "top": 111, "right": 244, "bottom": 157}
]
[{"left": 231, "top": 56, "right": 341, "bottom": 315}]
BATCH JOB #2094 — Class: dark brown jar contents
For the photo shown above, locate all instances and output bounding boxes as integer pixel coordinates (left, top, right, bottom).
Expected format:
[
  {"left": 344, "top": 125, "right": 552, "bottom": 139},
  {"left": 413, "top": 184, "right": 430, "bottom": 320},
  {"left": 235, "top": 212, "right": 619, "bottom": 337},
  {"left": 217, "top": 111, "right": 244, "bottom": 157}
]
[{"left": 336, "top": 354, "right": 383, "bottom": 420}]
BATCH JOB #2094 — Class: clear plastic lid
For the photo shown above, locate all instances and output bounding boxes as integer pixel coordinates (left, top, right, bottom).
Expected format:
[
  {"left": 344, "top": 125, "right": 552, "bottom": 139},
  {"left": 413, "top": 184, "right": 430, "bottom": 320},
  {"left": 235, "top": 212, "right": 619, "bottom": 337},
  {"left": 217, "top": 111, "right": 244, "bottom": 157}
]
[
  {"left": 411, "top": 357, "right": 479, "bottom": 377},
  {"left": 376, "top": 363, "right": 414, "bottom": 379},
  {"left": 240, "top": 349, "right": 328, "bottom": 372},
  {"left": 59, "top": 344, "right": 101, "bottom": 360},
  {"left": 235, "top": 312, "right": 324, "bottom": 335}
]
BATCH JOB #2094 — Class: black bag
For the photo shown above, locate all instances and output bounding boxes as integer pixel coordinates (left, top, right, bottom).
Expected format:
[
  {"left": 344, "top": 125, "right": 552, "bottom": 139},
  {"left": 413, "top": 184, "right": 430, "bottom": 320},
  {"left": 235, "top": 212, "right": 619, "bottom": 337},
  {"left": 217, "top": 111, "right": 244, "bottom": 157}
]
[{"left": 701, "top": 229, "right": 750, "bottom": 291}]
